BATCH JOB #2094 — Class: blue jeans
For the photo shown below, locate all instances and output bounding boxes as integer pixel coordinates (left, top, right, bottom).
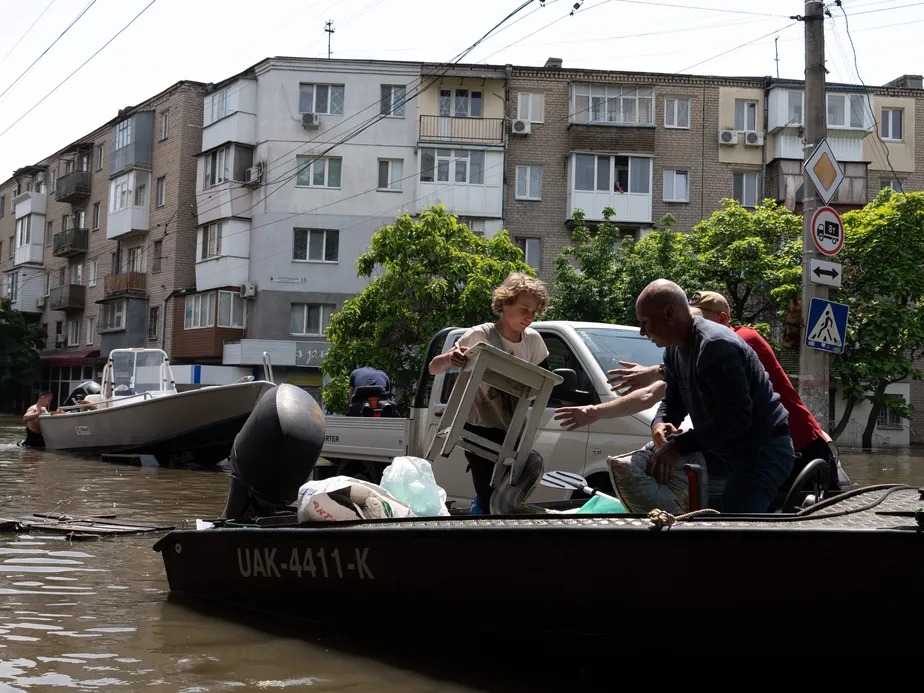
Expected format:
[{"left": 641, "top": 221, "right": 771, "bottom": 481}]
[{"left": 721, "top": 433, "right": 795, "bottom": 513}]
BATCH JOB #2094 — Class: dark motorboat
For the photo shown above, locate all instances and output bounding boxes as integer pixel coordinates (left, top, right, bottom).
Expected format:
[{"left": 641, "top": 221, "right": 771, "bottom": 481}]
[{"left": 154, "top": 384, "right": 924, "bottom": 638}]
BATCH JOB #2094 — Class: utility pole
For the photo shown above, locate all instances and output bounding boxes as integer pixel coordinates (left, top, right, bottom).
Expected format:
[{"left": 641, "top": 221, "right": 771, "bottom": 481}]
[
  {"left": 798, "top": 1, "right": 829, "bottom": 430},
  {"left": 325, "top": 20, "right": 334, "bottom": 59},
  {"left": 774, "top": 37, "right": 780, "bottom": 78}
]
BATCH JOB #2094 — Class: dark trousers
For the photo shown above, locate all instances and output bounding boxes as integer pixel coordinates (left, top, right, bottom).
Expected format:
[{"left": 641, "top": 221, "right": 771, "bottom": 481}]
[
  {"left": 23, "top": 428, "right": 45, "bottom": 448},
  {"left": 462, "top": 423, "right": 507, "bottom": 513}
]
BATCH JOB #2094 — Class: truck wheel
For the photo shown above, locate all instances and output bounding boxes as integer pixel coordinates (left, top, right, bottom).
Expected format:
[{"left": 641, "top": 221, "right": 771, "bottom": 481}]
[
  {"left": 337, "top": 460, "right": 384, "bottom": 484},
  {"left": 571, "top": 472, "right": 615, "bottom": 500}
]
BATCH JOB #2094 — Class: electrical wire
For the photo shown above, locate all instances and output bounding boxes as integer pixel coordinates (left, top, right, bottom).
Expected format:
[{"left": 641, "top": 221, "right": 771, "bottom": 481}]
[{"left": 0, "top": 0, "right": 59, "bottom": 71}]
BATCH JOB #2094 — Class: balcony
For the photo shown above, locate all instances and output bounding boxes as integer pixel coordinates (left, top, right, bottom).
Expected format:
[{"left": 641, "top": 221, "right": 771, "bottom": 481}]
[
  {"left": 53, "top": 228, "right": 89, "bottom": 257},
  {"left": 55, "top": 170, "right": 92, "bottom": 203},
  {"left": 104, "top": 271, "right": 146, "bottom": 297},
  {"left": 13, "top": 190, "right": 47, "bottom": 218},
  {"left": 418, "top": 116, "right": 504, "bottom": 145},
  {"left": 49, "top": 284, "right": 86, "bottom": 311}
]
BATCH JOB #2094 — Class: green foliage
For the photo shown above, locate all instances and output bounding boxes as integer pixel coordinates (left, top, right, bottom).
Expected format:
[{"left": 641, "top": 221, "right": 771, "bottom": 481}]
[
  {"left": 320, "top": 205, "right": 534, "bottom": 413},
  {"left": 0, "top": 299, "right": 45, "bottom": 402}
]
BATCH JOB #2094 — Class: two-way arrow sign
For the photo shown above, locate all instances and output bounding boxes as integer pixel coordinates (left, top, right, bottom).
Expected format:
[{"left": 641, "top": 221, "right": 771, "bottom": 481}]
[{"left": 810, "top": 258, "right": 842, "bottom": 287}]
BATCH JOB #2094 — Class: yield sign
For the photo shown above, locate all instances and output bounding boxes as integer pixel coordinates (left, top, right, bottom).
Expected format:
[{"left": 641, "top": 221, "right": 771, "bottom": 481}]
[{"left": 804, "top": 138, "right": 845, "bottom": 205}]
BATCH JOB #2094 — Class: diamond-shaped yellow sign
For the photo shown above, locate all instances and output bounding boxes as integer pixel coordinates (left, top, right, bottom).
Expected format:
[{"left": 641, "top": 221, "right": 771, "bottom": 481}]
[{"left": 804, "top": 138, "right": 845, "bottom": 205}]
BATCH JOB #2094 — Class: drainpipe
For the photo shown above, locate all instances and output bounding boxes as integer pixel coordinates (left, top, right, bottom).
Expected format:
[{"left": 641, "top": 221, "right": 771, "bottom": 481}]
[
  {"left": 160, "top": 287, "right": 187, "bottom": 353},
  {"left": 502, "top": 64, "right": 512, "bottom": 236},
  {"left": 761, "top": 78, "right": 769, "bottom": 201}
]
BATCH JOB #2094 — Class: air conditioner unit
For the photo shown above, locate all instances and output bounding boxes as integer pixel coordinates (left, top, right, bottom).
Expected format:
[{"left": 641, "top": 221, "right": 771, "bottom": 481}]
[
  {"left": 243, "top": 165, "right": 263, "bottom": 187},
  {"left": 744, "top": 131, "right": 765, "bottom": 146},
  {"left": 718, "top": 129, "right": 739, "bottom": 146},
  {"left": 36, "top": 296, "right": 46, "bottom": 308},
  {"left": 239, "top": 282, "right": 257, "bottom": 299},
  {"left": 510, "top": 118, "right": 531, "bottom": 135},
  {"left": 301, "top": 112, "right": 321, "bottom": 129},
  {"left": 55, "top": 334, "right": 66, "bottom": 346}
]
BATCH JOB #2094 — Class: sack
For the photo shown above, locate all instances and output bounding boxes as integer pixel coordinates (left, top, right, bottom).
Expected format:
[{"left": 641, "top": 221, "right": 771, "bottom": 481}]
[
  {"left": 380, "top": 456, "right": 450, "bottom": 517},
  {"left": 607, "top": 443, "right": 707, "bottom": 514},
  {"left": 489, "top": 449, "right": 544, "bottom": 515},
  {"left": 296, "top": 476, "right": 415, "bottom": 523}
]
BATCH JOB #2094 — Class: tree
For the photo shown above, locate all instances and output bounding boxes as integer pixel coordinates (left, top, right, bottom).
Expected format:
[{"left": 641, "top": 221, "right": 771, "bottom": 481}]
[
  {"left": 0, "top": 298, "right": 45, "bottom": 407},
  {"left": 320, "top": 205, "right": 534, "bottom": 414},
  {"left": 831, "top": 189, "right": 924, "bottom": 448}
]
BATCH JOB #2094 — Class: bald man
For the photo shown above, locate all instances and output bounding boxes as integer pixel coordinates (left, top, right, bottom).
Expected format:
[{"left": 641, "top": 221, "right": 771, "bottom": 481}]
[{"left": 637, "top": 279, "right": 794, "bottom": 513}]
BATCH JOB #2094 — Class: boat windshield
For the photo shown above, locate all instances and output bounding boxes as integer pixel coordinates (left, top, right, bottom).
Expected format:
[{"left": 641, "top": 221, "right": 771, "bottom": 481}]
[
  {"left": 111, "top": 351, "right": 168, "bottom": 395},
  {"left": 574, "top": 327, "right": 665, "bottom": 374}
]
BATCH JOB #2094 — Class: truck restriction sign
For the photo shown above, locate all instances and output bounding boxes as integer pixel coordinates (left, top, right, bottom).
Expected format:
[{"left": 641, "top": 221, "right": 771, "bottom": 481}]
[{"left": 811, "top": 206, "right": 844, "bottom": 256}]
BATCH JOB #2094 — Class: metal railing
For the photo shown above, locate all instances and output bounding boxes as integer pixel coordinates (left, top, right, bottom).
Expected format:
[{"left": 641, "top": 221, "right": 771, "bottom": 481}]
[{"left": 418, "top": 115, "right": 504, "bottom": 144}]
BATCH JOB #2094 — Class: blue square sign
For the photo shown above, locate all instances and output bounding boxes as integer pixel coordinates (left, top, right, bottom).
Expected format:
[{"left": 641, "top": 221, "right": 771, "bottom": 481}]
[{"left": 805, "top": 297, "right": 849, "bottom": 354}]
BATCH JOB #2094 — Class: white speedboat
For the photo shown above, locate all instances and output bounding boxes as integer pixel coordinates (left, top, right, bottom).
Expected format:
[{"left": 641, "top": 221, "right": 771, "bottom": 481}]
[{"left": 38, "top": 348, "right": 276, "bottom": 465}]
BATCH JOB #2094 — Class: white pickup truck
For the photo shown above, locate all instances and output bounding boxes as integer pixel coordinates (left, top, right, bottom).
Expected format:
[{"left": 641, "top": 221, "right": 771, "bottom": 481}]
[{"left": 319, "top": 320, "right": 668, "bottom": 506}]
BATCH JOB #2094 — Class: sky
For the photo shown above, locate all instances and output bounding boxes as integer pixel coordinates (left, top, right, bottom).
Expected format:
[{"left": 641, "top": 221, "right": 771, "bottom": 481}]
[{"left": 0, "top": 0, "right": 920, "bottom": 180}]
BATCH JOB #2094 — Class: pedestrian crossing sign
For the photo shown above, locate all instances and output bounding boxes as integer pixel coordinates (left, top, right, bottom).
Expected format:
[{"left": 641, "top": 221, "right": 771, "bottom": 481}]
[{"left": 805, "top": 297, "right": 849, "bottom": 354}]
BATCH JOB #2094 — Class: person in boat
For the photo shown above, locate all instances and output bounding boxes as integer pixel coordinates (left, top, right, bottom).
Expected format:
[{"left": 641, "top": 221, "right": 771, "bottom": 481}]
[
  {"left": 428, "top": 271, "right": 550, "bottom": 515},
  {"left": 22, "top": 391, "right": 54, "bottom": 448},
  {"left": 635, "top": 279, "right": 794, "bottom": 513}
]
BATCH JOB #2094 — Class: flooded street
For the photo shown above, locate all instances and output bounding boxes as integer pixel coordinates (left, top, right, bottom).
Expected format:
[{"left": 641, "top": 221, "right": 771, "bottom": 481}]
[{"left": 1, "top": 412, "right": 923, "bottom": 690}]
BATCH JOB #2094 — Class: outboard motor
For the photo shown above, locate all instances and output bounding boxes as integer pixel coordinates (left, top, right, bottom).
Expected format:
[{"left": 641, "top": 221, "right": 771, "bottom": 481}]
[
  {"left": 62, "top": 381, "right": 102, "bottom": 407},
  {"left": 222, "top": 384, "right": 326, "bottom": 522}
]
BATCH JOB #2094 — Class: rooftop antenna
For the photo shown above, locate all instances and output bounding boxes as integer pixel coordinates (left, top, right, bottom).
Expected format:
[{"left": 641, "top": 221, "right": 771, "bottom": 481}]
[
  {"left": 774, "top": 36, "right": 780, "bottom": 78},
  {"left": 325, "top": 20, "right": 334, "bottom": 59}
]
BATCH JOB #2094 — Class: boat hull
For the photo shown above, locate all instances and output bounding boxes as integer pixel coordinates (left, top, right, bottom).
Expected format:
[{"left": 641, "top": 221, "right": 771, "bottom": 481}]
[
  {"left": 155, "top": 485, "right": 924, "bottom": 636},
  {"left": 40, "top": 381, "right": 276, "bottom": 464}
]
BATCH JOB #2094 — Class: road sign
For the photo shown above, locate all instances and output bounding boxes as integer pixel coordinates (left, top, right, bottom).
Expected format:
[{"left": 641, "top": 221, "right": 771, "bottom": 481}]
[
  {"left": 810, "top": 206, "right": 844, "bottom": 256},
  {"left": 805, "top": 297, "right": 849, "bottom": 354},
  {"left": 810, "top": 258, "right": 842, "bottom": 287},
  {"left": 804, "top": 138, "right": 845, "bottom": 205}
]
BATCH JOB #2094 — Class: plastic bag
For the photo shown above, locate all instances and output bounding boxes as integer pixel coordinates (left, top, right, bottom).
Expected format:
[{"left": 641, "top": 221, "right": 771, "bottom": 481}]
[
  {"left": 380, "top": 456, "right": 450, "bottom": 517},
  {"left": 296, "top": 475, "right": 415, "bottom": 523},
  {"left": 607, "top": 442, "right": 707, "bottom": 514},
  {"left": 575, "top": 493, "right": 627, "bottom": 515}
]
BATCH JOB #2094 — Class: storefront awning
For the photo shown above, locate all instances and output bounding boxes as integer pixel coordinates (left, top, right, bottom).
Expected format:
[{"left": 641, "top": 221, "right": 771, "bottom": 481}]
[{"left": 40, "top": 349, "right": 100, "bottom": 366}]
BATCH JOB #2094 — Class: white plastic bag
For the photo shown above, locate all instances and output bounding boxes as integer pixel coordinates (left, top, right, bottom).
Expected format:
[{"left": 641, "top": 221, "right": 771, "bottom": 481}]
[
  {"left": 380, "top": 456, "right": 450, "bottom": 517},
  {"left": 296, "top": 475, "right": 415, "bottom": 523}
]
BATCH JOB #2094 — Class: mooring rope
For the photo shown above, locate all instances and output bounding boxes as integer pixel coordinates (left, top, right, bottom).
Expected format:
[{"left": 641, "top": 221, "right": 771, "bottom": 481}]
[{"left": 647, "top": 507, "right": 720, "bottom": 530}]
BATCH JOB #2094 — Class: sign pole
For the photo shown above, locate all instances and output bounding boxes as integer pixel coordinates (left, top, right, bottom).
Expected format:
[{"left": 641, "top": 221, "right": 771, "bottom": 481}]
[{"left": 798, "top": 0, "right": 830, "bottom": 431}]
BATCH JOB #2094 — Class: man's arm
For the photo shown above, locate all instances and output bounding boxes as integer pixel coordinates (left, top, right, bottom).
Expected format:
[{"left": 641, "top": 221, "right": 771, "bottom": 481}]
[
  {"left": 606, "top": 361, "right": 662, "bottom": 395},
  {"left": 554, "top": 381, "right": 666, "bottom": 430},
  {"left": 23, "top": 406, "right": 43, "bottom": 423}
]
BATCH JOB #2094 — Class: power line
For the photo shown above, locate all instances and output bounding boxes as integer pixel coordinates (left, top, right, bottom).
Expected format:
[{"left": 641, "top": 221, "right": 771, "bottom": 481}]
[{"left": 0, "top": 0, "right": 59, "bottom": 71}]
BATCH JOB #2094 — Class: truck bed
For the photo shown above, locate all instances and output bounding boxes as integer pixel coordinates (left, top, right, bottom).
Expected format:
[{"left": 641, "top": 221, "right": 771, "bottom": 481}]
[{"left": 322, "top": 416, "right": 412, "bottom": 464}]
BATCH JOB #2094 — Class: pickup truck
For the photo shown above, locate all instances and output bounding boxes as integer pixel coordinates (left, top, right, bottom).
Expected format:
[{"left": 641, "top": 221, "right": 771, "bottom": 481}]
[{"left": 320, "top": 320, "right": 668, "bottom": 506}]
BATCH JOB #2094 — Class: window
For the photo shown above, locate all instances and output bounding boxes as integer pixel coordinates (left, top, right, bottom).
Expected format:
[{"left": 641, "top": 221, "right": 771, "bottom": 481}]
[
  {"left": 295, "top": 156, "right": 342, "bottom": 188},
  {"left": 113, "top": 119, "right": 132, "bottom": 150},
  {"left": 15, "top": 216, "right": 31, "bottom": 246},
  {"left": 218, "top": 290, "right": 244, "bottom": 328},
  {"left": 85, "top": 316, "right": 95, "bottom": 344},
  {"left": 148, "top": 307, "right": 159, "bottom": 340},
  {"left": 293, "top": 228, "right": 339, "bottom": 262},
  {"left": 200, "top": 223, "right": 222, "bottom": 260},
  {"left": 48, "top": 171, "right": 56, "bottom": 193},
  {"left": 881, "top": 108, "right": 903, "bottom": 141},
  {"left": 514, "top": 237, "right": 541, "bottom": 269},
  {"left": 517, "top": 92, "right": 545, "bottom": 123},
  {"left": 289, "top": 303, "right": 335, "bottom": 336},
  {"left": 133, "top": 182, "right": 146, "bottom": 207},
  {"left": 0, "top": 195, "right": 4, "bottom": 216},
  {"left": 663, "top": 170, "right": 689, "bottom": 202},
  {"left": 8, "top": 236, "right": 13, "bottom": 258},
  {"left": 733, "top": 172, "right": 759, "bottom": 207},
  {"left": 160, "top": 110, "right": 170, "bottom": 140},
  {"left": 881, "top": 179, "right": 904, "bottom": 193},
  {"left": 734, "top": 100, "right": 757, "bottom": 132},
  {"left": 92, "top": 202, "right": 100, "bottom": 230},
  {"left": 109, "top": 171, "right": 148, "bottom": 212},
  {"left": 57, "top": 267, "right": 65, "bottom": 287},
  {"left": 184, "top": 292, "right": 215, "bottom": 329},
  {"left": 127, "top": 246, "right": 143, "bottom": 273},
  {"left": 420, "top": 149, "right": 485, "bottom": 184},
  {"left": 380, "top": 85, "right": 406, "bottom": 117},
  {"left": 88, "top": 259, "right": 97, "bottom": 287},
  {"left": 664, "top": 98, "right": 690, "bottom": 128},
  {"left": 515, "top": 165, "right": 542, "bottom": 200},
  {"left": 75, "top": 210, "right": 86, "bottom": 229},
  {"left": 299, "top": 83, "right": 344, "bottom": 115},
  {"left": 156, "top": 176, "right": 166, "bottom": 207},
  {"left": 152, "top": 241, "right": 162, "bottom": 274},
  {"left": 572, "top": 84, "right": 654, "bottom": 125},
  {"left": 204, "top": 147, "right": 229, "bottom": 188},
  {"left": 44, "top": 272, "right": 50, "bottom": 296},
  {"left": 96, "top": 145, "right": 103, "bottom": 171},
  {"left": 100, "top": 299, "right": 126, "bottom": 331},
  {"left": 787, "top": 91, "right": 803, "bottom": 126},
  {"left": 439, "top": 89, "right": 482, "bottom": 118},
  {"left": 6, "top": 271, "right": 18, "bottom": 303},
  {"left": 827, "top": 93, "right": 865, "bottom": 129},
  {"left": 47, "top": 220, "right": 53, "bottom": 247},
  {"left": 111, "top": 250, "right": 120, "bottom": 274},
  {"left": 67, "top": 320, "right": 79, "bottom": 346},
  {"left": 207, "top": 87, "right": 231, "bottom": 124},
  {"left": 573, "top": 154, "right": 650, "bottom": 194},
  {"left": 377, "top": 159, "right": 403, "bottom": 191},
  {"left": 69, "top": 263, "right": 83, "bottom": 285},
  {"left": 876, "top": 394, "right": 905, "bottom": 430},
  {"left": 78, "top": 153, "right": 90, "bottom": 172}
]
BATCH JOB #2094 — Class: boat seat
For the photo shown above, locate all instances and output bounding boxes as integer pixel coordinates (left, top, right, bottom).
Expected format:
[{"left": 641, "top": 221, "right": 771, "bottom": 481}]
[
  {"left": 347, "top": 385, "right": 400, "bottom": 417},
  {"left": 427, "top": 342, "right": 563, "bottom": 488}
]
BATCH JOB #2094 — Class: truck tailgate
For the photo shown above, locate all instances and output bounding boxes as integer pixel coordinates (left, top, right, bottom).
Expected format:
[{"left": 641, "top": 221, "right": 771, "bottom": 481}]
[{"left": 322, "top": 417, "right": 411, "bottom": 463}]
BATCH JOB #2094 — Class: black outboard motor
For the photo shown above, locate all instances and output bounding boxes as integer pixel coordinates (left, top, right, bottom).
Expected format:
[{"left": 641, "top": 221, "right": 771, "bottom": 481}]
[
  {"left": 222, "top": 384, "right": 326, "bottom": 522},
  {"left": 346, "top": 385, "right": 400, "bottom": 417},
  {"left": 62, "top": 381, "right": 102, "bottom": 407}
]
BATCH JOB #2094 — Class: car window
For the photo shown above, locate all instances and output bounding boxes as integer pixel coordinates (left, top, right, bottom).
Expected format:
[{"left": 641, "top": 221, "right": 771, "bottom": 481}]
[{"left": 543, "top": 334, "right": 593, "bottom": 407}]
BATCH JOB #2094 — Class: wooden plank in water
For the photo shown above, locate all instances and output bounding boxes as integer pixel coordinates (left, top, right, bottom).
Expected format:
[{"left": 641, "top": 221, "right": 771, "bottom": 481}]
[{"left": 0, "top": 513, "right": 174, "bottom": 536}]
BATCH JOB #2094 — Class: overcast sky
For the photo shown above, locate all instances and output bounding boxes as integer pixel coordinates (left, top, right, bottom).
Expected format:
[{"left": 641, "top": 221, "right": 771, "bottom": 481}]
[{"left": 0, "top": 0, "right": 919, "bottom": 180}]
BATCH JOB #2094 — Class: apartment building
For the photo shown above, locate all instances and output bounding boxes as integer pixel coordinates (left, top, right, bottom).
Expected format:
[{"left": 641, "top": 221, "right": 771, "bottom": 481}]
[{"left": 0, "top": 80, "right": 224, "bottom": 406}]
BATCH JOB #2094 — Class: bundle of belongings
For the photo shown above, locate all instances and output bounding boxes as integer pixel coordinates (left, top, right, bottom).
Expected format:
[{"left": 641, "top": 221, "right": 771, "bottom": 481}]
[{"left": 607, "top": 441, "right": 707, "bottom": 514}]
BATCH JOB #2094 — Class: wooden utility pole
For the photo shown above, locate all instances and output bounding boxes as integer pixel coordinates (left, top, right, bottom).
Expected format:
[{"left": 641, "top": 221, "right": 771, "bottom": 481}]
[{"left": 798, "top": 1, "right": 829, "bottom": 429}]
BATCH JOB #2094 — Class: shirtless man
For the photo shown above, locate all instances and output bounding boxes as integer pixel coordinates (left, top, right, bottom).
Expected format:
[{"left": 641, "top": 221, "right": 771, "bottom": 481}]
[{"left": 22, "top": 391, "right": 53, "bottom": 448}]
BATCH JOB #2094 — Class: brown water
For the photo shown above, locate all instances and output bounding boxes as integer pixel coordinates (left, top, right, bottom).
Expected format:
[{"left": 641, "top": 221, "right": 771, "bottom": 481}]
[{"left": 1, "top": 412, "right": 923, "bottom": 690}]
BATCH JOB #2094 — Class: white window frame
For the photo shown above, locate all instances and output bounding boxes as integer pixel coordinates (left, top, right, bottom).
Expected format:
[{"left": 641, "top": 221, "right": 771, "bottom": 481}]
[
  {"left": 160, "top": 110, "right": 170, "bottom": 140},
  {"left": 881, "top": 108, "right": 903, "bottom": 141},
  {"left": 663, "top": 170, "right": 689, "bottom": 202},
  {"left": 439, "top": 89, "right": 483, "bottom": 118},
  {"left": 92, "top": 202, "right": 100, "bottom": 230},
  {"left": 96, "top": 145, "right": 103, "bottom": 171},
  {"left": 69, "top": 262, "right": 83, "bottom": 285},
  {"left": 734, "top": 100, "right": 757, "bottom": 132},
  {"left": 204, "top": 146, "right": 230, "bottom": 188},
  {"left": 100, "top": 299, "right": 126, "bottom": 332},
  {"left": 514, "top": 237, "right": 541, "bottom": 269},
  {"left": 377, "top": 159, "right": 404, "bottom": 191},
  {"left": 664, "top": 98, "right": 690, "bottom": 129},
  {"left": 881, "top": 179, "right": 904, "bottom": 193},
  {"left": 295, "top": 156, "right": 342, "bottom": 188},
  {"left": 15, "top": 216, "right": 31, "bottom": 247},
  {"left": 217, "top": 290, "right": 245, "bottom": 328},
  {"left": 184, "top": 292, "right": 216, "bottom": 329},
  {"left": 826, "top": 93, "right": 866, "bottom": 129},
  {"left": 6, "top": 271, "right": 18, "bottom": 303},
  {"left": 85, "top": 316, "right": 95, "bottom": 345},
  {"left": 113, "top": 119, "right": 132, "bottom": 150},
  {"left": 420, "top": 149, "right": 485, "bottom": 184},
  {"left": 152, "top": 241, "right": 162, "bottom": 274},
  {"left": 127, "top": 246, "right": 143, "bottom": 273},
  {"left": 207, "top": 88, "right": 231, "bottom": 124},
  {"left": 148, "top": 306, "right": 159, "bottom": 340},
  {"left": 88, "top": 259, "right": 97, "bottom": 287},
  {"left": 109, "top": 171, "right": 148, "bottom": 213},
  {"left": 787, "top": 91, "right": 804, "bottom": 126},
  {"left": 572, "top": 154, "right": 651, "bottom": 194},
  {"left": 200, "top": 222, "right": 222, "bottom": 260},
  {"left": 289, "top": 303, "right": 335, "bottom": 337},
  {"left": 293, "top": 228, "right": 339, "bottom": 263},
  {"left": 571, "top": 84, "right": 654, "bottom": 125},
  {"left": 517, "top": 92, "right": 545, "bottom": 123},
  {"left": 299, "top": 83, "right": 345, "bottom": 115},
  {"left": 733, "top": 172, "right": 759, "bottom": 207},
  {"left": 515, "top": 165, "right": 542, "bottom": 200},
  {"left": 156, "top": 176, "right": 166, "bottom": 207},
  {"left": 380, "top": 85, "right": 406, "bottom": 117},
  {"left": 67, "top": 319, "right": 80, "bottom": 347}
]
